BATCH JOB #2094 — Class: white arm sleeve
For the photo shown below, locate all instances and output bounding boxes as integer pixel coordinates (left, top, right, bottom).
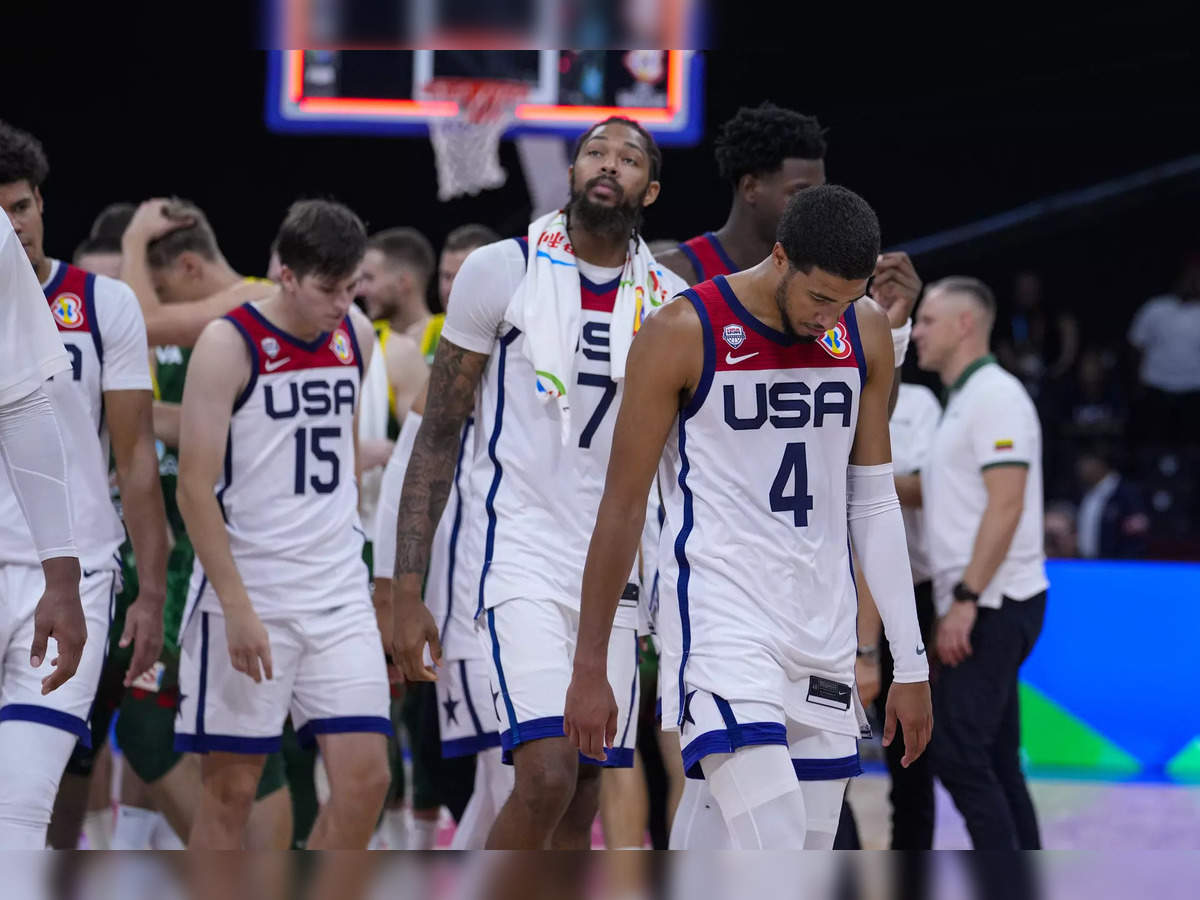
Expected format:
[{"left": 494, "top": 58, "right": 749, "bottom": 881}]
[
  {"left": 372, "top": 411, "right": 422, "bottom": 580},
  {"left": 95, "top": 277, "right": 153, "bottom": 393},
  {"left": 439, "top": 240, "right": 526, "bottom": 355},
  {"left": 0, "top": 387, "right": 77, "bottom": 560},
  {"left": 847, "top": 462, "right": 928, "bottom": 683},
  {"left": 0, "top": 218, "right": 70, "bottom": 405}
]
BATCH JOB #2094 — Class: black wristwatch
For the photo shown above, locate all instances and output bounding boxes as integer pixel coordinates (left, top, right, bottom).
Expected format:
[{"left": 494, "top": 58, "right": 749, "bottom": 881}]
[{"left": 953, "top": 581, "right": 980, "bottom": 604}]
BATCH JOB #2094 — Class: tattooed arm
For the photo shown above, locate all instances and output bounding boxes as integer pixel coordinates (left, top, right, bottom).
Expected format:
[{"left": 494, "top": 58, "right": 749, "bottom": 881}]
[{"left": 391, "top": 337, "right": 490, "bottom": 681}]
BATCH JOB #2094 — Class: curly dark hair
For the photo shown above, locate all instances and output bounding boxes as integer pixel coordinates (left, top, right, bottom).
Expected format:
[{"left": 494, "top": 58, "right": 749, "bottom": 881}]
[
  {"left": 714, "top": 103, "right": 826, "bottom": 185},
  {"left": 777, "top": 185, "right": 879, "bottom": 280},
  {"left": 0, "top": 119, "right": 49, "bottom": 188},
  {"left": 571, "top": 116, "right": 662, "bottom": 182}
]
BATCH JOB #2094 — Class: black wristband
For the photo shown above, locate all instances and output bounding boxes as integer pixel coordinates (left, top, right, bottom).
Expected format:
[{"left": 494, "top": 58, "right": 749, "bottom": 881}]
[{"left": 953, "top": 581, "right": 980, "bottom": 604}]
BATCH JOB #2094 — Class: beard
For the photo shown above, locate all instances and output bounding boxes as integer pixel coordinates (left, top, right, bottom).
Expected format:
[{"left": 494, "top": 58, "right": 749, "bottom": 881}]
[
  {"left": 565, "top": 174, "right": 646, "bottom": 242},
  {"left": 774, "top": 272, "right": 817, "bottom": 342}
]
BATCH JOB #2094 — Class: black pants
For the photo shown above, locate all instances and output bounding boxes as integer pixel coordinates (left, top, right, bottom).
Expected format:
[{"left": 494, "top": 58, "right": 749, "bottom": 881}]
[
  {"left": 833, "top": 582, "right": 935, "bottom": 852},
  {"left": 873, "top": 580, "right": 937, "bottom": 850},
  {"left": 930, "top": 591, "right": 1046, "bottom": 850}
]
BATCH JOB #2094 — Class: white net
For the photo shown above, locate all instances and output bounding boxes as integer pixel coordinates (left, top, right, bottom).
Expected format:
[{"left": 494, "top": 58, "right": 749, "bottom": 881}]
[{"left": 424, "top": 79, "right": 529, "bottom": 202}]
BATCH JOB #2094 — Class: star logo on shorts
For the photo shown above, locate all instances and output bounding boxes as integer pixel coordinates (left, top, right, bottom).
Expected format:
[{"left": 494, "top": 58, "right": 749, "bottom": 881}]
[
  {"left": 175, "top": 692, "right": 187, "bottom": 719},
  {"left": 682, "top": 690, "right": 697, "bottom": 728},
  {"left": 443, "top": 694, "right": 460, "bottom": 726}
]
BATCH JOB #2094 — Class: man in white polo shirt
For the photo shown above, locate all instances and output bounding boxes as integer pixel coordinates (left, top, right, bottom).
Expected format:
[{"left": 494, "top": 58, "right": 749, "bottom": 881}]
[{"left": 911, "top": 276, "right": 1048, "bottom": 851}]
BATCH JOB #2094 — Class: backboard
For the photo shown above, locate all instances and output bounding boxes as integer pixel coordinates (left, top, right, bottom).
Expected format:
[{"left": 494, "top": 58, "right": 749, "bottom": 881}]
[{"left": 265, "top": 50, "right": 704, "bottom": 146}]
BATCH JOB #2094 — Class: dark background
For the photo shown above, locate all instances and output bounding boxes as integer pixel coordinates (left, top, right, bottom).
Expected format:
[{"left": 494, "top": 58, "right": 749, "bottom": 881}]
[{"left": 4, "top": 47, "right": 1197, "bottom": 343}]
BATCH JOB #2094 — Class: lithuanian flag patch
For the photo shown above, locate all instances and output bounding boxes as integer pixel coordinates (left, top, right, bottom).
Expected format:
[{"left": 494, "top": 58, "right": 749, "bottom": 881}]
[{"left": 994, "top": 439, "right": 1014, "bottom": 451}]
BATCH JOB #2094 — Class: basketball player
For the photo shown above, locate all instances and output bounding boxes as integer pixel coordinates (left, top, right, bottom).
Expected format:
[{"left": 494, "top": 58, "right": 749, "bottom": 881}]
[
  {"left": 360, "top": 228, "right": 440, "bottom": 434},
  {"left": 0, "top": 121, "right": 167, "bottom": 847},
  {"left": 120, "top": 199, "right": 270, "bottom": 348},
  {"left": 392, "top": 117, "right": 687, "bottom": 849},
  {"left": 564, "top": 185, "right": 932, "bottom": 849},
  {"left": 104, "top": 201, "right": 292, "bottom": 849},
  {"left": 176, "top": 200, "right": 391, "bottom": 849},
  {"left": 650, "top": 105, "right": 924, "bottom": 841},
  {"left": 372, "top": 224, "right": 505, "bottom": 850}
]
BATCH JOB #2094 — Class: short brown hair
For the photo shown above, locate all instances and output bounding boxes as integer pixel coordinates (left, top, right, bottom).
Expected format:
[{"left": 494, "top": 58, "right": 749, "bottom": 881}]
[
  {"left": 929, "top": 276, "right": 996, "bottom": 316},
  {"left": 443, "top": 223, "right": 499, "bottom": 255},
  {"left": 146, "top": 199, "right": 221, "bottom": 269},
  {"left": 276, "top": 199, "right": 367, "bottom": 281},
  {"left": 367, "top": 227, "right": 435, "bottom": 285}
]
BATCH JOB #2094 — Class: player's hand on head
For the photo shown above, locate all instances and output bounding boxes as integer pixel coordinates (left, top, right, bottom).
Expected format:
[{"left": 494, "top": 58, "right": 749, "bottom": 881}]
[
  {"left": 224, "top": 604, "right": 273, "bottom": 683},
  {"left": 871, "top": 252, "right": 923, "bottom": 328},
  {"left": 563, "top": 669, "right": 618, "bottom": 762},
  {"left": 125, "top": 198, "right": 195, "bottom": 244},
  {"left": 31, "top": 557, "right": 86, "bottom": 694},
  {"left": 119, "top": 593, "right": 166, "bottom": 687},
  {"left": 392, "top": 585, "right": 441, "bottom": 682},
  {"left": 883, "top": 680, "right": 933, "bottom": 768}
]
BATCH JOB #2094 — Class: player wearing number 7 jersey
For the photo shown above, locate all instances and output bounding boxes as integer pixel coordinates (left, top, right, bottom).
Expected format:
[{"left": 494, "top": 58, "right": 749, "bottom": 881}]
[
  {"left": 176, "top": 201, "right": 391, "bottom": 849},
  {"left": 392, "top": 117, "right": 688, "bottom": 849},
  {"left": 564, "top": 185, "right": 932, "bottom": 849}
]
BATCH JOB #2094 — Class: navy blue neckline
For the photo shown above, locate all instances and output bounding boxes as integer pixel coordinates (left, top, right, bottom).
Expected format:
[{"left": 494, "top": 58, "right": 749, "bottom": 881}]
[
  {"left": 713, "top": 275, "right": 796, "bottom": 347},
  {"left": 243, "top": 304, "right": 330, "bottom": 353},
  {"left": 581, "top": 273, "right": 621, "bottom": 294},
  {"left": 42, "top": 259, "right": 68, "bottom": 297}
]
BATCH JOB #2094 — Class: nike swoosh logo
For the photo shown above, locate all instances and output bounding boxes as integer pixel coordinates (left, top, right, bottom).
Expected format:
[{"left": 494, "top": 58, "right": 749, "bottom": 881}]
[
  {"left": 725, "top": 351, "right": 759, "bottom": 365},
  {"left": 264, "top": 357, "right": 291, "bottom": 372},
  {"left": 916, "top": 646, "right": 926, "bottom": 656}
]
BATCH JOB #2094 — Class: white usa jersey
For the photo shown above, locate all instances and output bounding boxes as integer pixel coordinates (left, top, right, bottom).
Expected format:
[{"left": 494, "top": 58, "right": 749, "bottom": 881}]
[
  {"left": 186, "top": 303, "right": 367, "bottom": 622},
  {"left": 425, "top": 418, "right": 489, "bottom": 661},
  {"left": 441, "top": 238, "right": 687, "bottom": 626},
  {"left": 657, "top": 276, "right": 867, "bottom": 738},
  {"left": 0, "top": 259, "right": 150, "bottom": 571}
]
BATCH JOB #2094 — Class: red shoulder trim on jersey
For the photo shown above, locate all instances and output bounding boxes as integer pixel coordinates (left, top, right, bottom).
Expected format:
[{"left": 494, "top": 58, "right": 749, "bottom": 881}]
[
  {"left": 225, "top": 304, "right": 358, "bottom": 375},
  {"left": 692, "top": 277, "right": 861, "bottom": 373},
  {"left": 679, "top": 232, "right": 737, "bottom": 281},
  {"left": 44, "top": 262, "right": 92, "bottom": 332}
]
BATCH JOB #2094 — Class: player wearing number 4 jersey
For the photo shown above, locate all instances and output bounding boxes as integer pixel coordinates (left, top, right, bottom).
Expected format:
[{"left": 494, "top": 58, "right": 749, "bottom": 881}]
[
  {"left": 176, "top": 201, "right": 391, "bottom": 849},
  {"left": 565, "top": 185, "right": 933, "bottom": 850}
]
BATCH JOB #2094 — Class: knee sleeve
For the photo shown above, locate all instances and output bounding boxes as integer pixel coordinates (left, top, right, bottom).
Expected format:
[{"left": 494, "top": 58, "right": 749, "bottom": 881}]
[
  {"left": 0, "top": 722, "right": 78, "bottom": 848},
  {"left": 798, "top": 778, "right": 849, "bottom": 849},
  {"left": 701, "top": 745, "right": 808, "bottom": 850},
  {"left": 668, "top": 778, "right": 732, "bottom": 850}
]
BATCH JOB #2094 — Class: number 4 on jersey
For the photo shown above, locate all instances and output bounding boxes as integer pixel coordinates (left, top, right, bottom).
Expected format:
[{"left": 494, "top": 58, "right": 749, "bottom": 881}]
[{"left": 770, "top": 442, "right": 814, "bottom": 527}]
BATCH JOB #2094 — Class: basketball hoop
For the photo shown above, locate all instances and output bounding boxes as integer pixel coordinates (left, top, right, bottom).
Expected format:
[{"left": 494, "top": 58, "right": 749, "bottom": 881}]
[{"left": 423, "top": 78, "right": 529, "bottom": 202}]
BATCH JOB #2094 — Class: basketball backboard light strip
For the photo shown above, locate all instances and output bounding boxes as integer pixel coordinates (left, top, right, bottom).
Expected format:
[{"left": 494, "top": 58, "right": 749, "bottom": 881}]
[{"left": 265, "top": 50, "right": 704, "bottom": 145}]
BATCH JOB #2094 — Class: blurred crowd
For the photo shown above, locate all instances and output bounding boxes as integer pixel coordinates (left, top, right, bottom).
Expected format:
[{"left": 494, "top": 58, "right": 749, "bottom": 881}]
[{"left": 982, "top": 260, "right": 1200, "bottom": 562}]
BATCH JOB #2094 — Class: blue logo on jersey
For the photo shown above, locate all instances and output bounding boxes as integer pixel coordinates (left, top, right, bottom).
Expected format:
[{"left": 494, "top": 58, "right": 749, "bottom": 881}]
[
  {"left": 265, "top": 378, "right": 356, "bottom": 419},
  {"left": 723, "top": 380, "right": 853, "bottom": 430}
]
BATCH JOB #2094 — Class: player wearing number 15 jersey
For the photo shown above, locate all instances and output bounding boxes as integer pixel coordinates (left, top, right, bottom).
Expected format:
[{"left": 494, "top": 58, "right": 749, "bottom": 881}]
[
  {"left": 175, "top": 201, "right": 390, "bottom": 850},
  {"left": 565, "top": 186, "right": 932, "bottom": 850}
]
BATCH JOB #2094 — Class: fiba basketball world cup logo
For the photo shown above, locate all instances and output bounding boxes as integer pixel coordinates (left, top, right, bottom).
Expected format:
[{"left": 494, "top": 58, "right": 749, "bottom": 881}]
[
  {"left": 819, "top": 322, "right": 853, "bottom": 360},
  {"left": 51, "top": 293, "right": 84, "bottom": 328},
  {"left": 330, "top": 329, "right": 354, "bottom": 365}
]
